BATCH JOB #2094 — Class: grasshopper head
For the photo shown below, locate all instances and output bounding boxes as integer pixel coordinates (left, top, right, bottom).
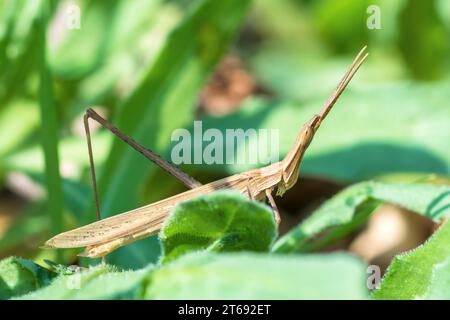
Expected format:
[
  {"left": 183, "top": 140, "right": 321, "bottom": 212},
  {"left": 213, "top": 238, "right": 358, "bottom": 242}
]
[{"left": 278, "top": 115, "right": 320, "bottom": 196}]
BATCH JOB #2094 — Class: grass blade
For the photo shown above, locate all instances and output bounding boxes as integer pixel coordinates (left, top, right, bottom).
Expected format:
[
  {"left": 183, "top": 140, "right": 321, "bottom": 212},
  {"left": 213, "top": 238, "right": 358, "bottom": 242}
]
[{"left": 37, "top": 0, "right": 64, "bottom": 238}]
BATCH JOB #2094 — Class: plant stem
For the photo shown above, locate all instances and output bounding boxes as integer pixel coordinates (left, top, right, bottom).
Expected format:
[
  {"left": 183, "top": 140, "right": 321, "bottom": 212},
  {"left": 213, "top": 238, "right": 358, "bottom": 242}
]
[{"left": 37, "top": 0, "right": 64, "bottom": 242}]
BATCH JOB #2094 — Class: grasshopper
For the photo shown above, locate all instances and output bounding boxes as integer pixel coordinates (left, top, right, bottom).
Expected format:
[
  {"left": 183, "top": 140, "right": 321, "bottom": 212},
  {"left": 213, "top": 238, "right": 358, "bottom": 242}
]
[{"left": 45, "top": 47, "right": 368, "bottom": 259}]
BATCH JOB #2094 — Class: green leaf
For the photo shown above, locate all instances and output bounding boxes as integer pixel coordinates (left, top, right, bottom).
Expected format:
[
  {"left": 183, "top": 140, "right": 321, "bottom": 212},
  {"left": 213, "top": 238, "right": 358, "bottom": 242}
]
[
  {"left": 373, "top": 221, "right": 450, "bottom": 299},
  {"left": 424, "top": 256, "right": 450, "bottom": 299},
  {"left": 43, "top": 260, "right": 80, "bottom": 275},
  {"left": 10, "top": 252, "right": 369, "bottom": 300},
  {"left": 0, "top": 257, "right": 55, "bottom": 299},
  {"left": 94, "top": 0, "right": 252, "bottom": 268},
  {"left": 19, "top": 264, "right": 152, "bottom": 300},
  {"left": 145, "top": 252, "right": 369, "bottom": 299},
  {"left": 273, "top": 181, "right": 450, "bottom": 253},
  {"left": 160, "top": 191, "right": 277, "bottom": 263},
  {"left": 37, "top": 0, "right": 64, "bottom": 239}
]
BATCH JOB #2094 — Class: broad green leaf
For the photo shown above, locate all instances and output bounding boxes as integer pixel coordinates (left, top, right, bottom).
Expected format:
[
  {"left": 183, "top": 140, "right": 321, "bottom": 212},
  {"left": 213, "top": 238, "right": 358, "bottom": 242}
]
[
  {"left": 373, "top": 220, "right": 450, "bottom": 299},
  {"left": 94, "top": 0, "right": 252, "bottom": 268},
  {"left": 160, "top": 191, "right": 277, "bottom": 263},
  {"left": 145, "top": 252, "right": 369, "bottom": 299},
  {"left": 0, "top": 257, "right": 55, "bottom": 299},
  {"left": 10, "top": 253, "right": 369, "bottom": 300},
  {"left": 20, "top": 264, "right": 152, "bottom": 300},
  {"left": 273, "top": 181, "right": 450, "bottom": 253},
  {"left": 424, "top": 256, "right": 450, "bottom": 299}
]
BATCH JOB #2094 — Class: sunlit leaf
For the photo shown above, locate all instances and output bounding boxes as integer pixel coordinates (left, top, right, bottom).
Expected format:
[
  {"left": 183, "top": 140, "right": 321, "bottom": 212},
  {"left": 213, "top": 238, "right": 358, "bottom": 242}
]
[
  {"left": 19, "top": 264, "right": 151, "bottom": 300},
  {"left": 145, "top": 252, "right": 369, "bottom": 299},
  {"left": 0, "top": 256, "right": 55, "bottom": 299},
  {"left": 373, "top": 221, "right": 450, "bottom": 299},
  {"left": 160, "top": 191, "right": 277, "bottom": 263},
  {"left": 274, "top": 181, "right": 450, "bottom": 253}
]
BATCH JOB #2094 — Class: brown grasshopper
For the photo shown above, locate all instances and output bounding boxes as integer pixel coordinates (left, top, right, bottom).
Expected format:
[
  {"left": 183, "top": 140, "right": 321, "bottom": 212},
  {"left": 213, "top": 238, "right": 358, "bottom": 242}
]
[{"left": 45, "top": 47, "right": 368, "bottom": 259}]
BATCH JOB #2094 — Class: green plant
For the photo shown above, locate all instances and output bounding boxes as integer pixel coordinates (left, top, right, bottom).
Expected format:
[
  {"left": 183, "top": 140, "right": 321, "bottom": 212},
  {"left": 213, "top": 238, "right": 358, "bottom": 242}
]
[
  {"left": 1, "top": 0, "right": 450, "bottom": 301},
  {"left": 1, "top": 181, "right": 449, "bottom": 299}
]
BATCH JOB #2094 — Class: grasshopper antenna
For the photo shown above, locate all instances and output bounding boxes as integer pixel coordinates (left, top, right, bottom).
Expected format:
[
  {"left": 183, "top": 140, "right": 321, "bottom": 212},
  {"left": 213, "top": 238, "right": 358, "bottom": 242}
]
[
  {"left": 315, "top": 46, "right": 369, "bottom": 130},
  {"left": 281, "top": 46, "right": 369, "bottom": 194}
]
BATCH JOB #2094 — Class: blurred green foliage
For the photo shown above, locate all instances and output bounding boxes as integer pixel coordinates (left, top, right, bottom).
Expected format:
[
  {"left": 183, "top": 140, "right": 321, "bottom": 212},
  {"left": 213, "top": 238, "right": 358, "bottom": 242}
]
[{"left": 398, "top": 0, "right": 449, "bottom": 79}]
